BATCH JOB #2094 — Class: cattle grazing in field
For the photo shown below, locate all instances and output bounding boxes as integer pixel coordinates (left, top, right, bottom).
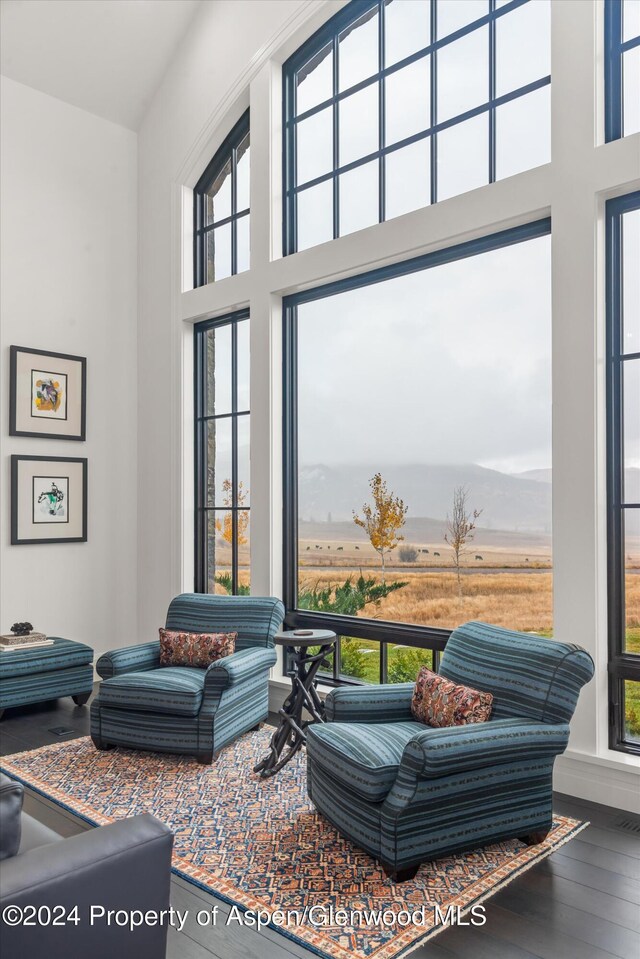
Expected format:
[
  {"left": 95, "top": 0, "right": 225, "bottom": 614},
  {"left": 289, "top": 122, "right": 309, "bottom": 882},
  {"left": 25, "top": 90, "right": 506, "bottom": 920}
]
[
  {"left": 434, "top": 551, "right": 440, "bottom": 557},
  {"left": 337, "top": 546, "right": 343, "bottom": 551},
  {"left": 475, "top": 555, "right": 483, "bottom": 561}
]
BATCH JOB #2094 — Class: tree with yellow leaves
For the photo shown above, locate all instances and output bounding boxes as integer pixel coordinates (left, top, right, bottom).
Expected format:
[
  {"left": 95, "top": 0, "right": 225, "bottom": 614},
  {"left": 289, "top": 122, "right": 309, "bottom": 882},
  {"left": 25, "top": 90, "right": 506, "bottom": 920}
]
[
  {"left": 353, "top": 473, "right": 407, "bottom": 583},
  {"left": 215, "top": 479, "right": 249, "bottom": 546}
]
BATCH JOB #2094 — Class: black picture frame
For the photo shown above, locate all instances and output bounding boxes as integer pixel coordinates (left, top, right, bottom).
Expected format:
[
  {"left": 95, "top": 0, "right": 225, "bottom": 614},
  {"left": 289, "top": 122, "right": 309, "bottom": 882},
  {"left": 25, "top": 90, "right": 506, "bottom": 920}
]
[
  {"left": 9, "top": 346, "right": 87, "bottom": 441},
  {"left": 11, "top": 455, "right": 88, "bottom": 545}
]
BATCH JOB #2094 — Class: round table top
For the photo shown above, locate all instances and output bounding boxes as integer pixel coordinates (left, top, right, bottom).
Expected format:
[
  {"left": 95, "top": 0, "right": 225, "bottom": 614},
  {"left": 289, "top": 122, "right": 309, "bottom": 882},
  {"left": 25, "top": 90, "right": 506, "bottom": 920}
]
[{"left": 275, "top": 629, "right": 336, "bottom": 647}]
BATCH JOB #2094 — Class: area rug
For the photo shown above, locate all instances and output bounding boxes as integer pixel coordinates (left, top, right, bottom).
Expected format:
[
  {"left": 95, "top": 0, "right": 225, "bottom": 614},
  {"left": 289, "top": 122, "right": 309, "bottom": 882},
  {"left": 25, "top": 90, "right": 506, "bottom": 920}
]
[{"left": 1, "top": 730, "right": 586, "bottom": 959}]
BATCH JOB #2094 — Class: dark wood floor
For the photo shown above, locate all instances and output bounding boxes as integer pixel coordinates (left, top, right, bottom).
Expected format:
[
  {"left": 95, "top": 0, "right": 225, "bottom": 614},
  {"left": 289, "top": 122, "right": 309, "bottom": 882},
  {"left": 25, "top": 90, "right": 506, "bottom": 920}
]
[{"left": 1, "top": 692, "right": 639, "bottom": 959}]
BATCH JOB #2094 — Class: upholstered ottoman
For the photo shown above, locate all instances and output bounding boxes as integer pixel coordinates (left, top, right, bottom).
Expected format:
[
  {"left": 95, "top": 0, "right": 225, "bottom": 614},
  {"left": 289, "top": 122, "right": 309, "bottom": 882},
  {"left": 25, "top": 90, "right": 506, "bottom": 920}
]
[{"left": 0, "top": 638, "right": 94, "bottom": 719}]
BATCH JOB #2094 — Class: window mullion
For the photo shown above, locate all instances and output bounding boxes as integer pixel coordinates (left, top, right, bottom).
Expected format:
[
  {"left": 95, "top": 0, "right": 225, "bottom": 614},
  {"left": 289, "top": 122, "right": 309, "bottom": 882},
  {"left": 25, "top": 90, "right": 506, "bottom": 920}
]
[{"left": 489, "top": 0, "right": 497, "bottom": 183}]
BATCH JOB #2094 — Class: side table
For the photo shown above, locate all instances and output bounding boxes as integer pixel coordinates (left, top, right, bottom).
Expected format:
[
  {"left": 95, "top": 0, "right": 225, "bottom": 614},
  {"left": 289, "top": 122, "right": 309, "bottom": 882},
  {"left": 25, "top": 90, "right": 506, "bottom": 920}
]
[{"left": 253, "top": 629, "right": 336, "bottom": 778}]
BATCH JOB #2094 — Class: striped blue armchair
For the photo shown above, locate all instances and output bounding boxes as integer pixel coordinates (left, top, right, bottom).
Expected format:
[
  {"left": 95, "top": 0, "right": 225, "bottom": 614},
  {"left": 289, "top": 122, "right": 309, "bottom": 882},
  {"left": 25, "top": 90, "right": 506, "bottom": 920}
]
[
  {"left": 91, "top": 594, "right": 284, "bottom": 764},
  {"left": 306, "top": 621, "right": 594, "bottom": 882}
]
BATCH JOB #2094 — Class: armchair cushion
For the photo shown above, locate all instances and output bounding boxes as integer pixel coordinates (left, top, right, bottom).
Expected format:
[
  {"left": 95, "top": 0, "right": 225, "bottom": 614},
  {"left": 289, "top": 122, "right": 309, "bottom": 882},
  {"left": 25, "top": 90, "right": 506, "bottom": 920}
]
[
  {"left": 411, "top": 666, "right": 493, "bottom": 727},
  {"left": 306, "top": 721, "right": 423, "bottom": 802},
  {"left": 401, "top": 717, "right": 571, "bottom": 779},
  {"left": 99, "top": 667, "right": 205, "bottom": 717}
]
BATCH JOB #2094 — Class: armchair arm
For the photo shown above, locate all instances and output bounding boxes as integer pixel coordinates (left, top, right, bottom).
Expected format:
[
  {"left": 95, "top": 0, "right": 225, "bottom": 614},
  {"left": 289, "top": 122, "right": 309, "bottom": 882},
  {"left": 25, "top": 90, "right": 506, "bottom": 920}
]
[
  {"left": 325, "top": 683, "right": 415, "bottom": 723},
  {"left": 96, "top": 642, "right": 161, "bottom": 679},
  {"left": 0, "top": 814, "right": 173, "bottom": 956},
  {"left": 401, "top": 718, "right": 570, "bottom": 779},
  {"left": 204, "top": 646, "right": 277, "bottom": 697}
]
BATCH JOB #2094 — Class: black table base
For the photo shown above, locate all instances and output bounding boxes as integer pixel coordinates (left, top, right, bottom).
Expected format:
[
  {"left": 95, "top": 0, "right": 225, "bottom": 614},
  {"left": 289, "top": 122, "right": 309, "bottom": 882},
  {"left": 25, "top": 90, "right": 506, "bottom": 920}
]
[{"left": 253, "top": 642, "right": 334, "bottom": 778}]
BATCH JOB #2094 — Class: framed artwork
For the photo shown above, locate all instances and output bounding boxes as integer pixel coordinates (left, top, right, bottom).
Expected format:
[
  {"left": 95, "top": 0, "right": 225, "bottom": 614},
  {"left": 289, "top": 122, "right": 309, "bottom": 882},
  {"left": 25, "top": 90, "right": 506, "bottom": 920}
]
[
  {"left": 9, "top": 346, "right": 86, "bottom": 440},
  {"left": 11, "top": 455, "right": 87, "bottom": 545}
]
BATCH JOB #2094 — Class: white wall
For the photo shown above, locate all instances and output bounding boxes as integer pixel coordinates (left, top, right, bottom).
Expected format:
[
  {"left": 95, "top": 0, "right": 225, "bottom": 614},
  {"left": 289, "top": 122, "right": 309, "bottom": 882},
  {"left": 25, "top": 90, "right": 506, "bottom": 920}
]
[
  {"left": 136, "top": 0, "right": 640, "bottom": 810},
  {"left": 0, "top": 77, "right": 138, "bottom": 660}
]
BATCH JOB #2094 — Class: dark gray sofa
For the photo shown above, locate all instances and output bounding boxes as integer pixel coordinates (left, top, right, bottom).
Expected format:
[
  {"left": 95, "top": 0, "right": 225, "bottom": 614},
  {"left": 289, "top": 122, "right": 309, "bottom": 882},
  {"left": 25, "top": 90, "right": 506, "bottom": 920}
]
[{"left": 0, "top": 772, "right": 173, "bottom": 958}]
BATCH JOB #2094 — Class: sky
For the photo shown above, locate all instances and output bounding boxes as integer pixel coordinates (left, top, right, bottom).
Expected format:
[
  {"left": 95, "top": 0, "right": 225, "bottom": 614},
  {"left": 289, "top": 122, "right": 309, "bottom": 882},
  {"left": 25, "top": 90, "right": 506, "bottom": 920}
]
[{"left": 297, "top": 233, "right": 553, "bottom": 474}]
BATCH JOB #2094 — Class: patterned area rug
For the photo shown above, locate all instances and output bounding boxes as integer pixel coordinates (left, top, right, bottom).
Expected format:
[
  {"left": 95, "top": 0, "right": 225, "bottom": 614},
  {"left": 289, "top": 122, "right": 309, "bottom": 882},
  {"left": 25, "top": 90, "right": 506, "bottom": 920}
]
[{"left": 1, "top": 730, "right": 586, "bottom": 959}]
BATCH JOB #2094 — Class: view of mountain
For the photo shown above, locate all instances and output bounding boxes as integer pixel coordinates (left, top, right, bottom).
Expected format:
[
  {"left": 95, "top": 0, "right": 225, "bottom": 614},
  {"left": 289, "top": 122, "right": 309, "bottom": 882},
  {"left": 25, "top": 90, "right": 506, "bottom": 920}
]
[{"left": 299, "top": 463, "right": 552, "bottom": 533}]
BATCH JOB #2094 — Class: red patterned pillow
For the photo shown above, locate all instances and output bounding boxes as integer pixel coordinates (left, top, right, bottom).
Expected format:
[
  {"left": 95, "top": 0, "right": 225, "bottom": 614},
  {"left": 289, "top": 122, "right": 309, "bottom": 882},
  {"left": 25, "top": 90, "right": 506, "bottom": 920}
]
[
  {"left": 158, "top": 628, "right": 236, "bottom": 668},
  {"left": 411, "top": 666, "right": 493, "bottom": 727}
]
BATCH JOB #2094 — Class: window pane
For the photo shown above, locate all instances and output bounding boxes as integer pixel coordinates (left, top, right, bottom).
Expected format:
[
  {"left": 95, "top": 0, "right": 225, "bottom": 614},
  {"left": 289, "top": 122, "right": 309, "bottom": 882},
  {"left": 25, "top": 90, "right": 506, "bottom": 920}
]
[
  {"left": 387, "top": 645, "right": 433, "bottom": 682},
  {"left": 496, "top": 0, "right": 550, "bottom": 97},
  {"left": 208, "top": 511, "right": 232, "bottom": 593},
  {"left": 297, "top": 180, "right": 334, "bottom": 251},
  {"left": 206, "top": 158, "right": 232, "bottom": 225},
  {"left": 385, "top": 57, "right": 430, "bottom": 146},
  {"left": 437, "top": 113, "right": 488, "bottom": 200},
  {"left": 296, "top": 233, "right": 552, "bottom": 633},
  {"left": 385, "top": 0, "right": 431, "bottom": 67},
  {"left": 297, "top": 106, "right": 333, "bottom": 185},
  {"left": 623, "top": 0, "right": 640, "bottom": 42},
  {"left": 624, "top": 681, "right": 640, "bottom": 742},
  {"left": 236, "top": 215, "right": 250, "bottom": 274},
  {"left": 496, "top": 85, "right": 551, "bottom": 180},
  {"left": 623, "top": 47, "right": 640, "bottom": 137},
  {"left": 205, "top": 324, "right": 232, "bottom": 416},
  {"left": 207, "top": 418, "right": 233, "bottom": 506},
  {"left": 297, "top": 43, "right": 333, "bottom": 115},
  {"left": 623, "top": 209, "right": 640, "bottom": 355},
  {"left": 437, "top": 27, "right": 489, "bottom": 123},
  {"left": 437, "top": 0, "right": 487, "bottom": 39},
  {"left": 385, "top": 139, "right": 431, "bottom": 219},
  {"left": 236, "top": 134, "right": 250, "bottom": 212},
  {"left": 209, "top": 223, "right": 232, "bottom": 281},
  {"left": 340, "top": 638, "right": 380, "bottom": 684},
  {"left": 238, "top": 512, "right": 251, "bottom": 594},
  {"left": 237, "top": 415, "right": 251, "bottom": 506},
  {"left": 339, "top": 159, "right": 379, "bottom": 235},
  {"left": 624, "top": 359, "right": 640, "bottom": 503},
  {"left": 625, "top": 512, "right": 640, "bottom": 651},
  {"left": 338, "top": 7, "right": 379, "bottom": 92},
  {"left": 339, "top": 84, "right": 379, "bottom": 166},
  {"left": 237, "top": 319, "right": 250, "bottom": 412}
]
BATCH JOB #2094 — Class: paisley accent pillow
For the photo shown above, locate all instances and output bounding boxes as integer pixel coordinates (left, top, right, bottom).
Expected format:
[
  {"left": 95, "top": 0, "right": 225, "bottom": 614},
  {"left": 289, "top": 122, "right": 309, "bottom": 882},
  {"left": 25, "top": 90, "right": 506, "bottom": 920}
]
[
  {"left": 158, "top": 628, "right": 236, "bottom": 669},
  {"left": 411, "top": 666, "right": 493, "bottom": 727}
]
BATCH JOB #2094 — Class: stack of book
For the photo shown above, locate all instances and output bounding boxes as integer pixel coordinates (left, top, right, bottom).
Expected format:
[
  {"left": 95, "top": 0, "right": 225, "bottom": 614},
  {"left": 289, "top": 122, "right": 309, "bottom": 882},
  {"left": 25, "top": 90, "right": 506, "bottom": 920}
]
[{"left": 0, "top": 632, "right": 54, "bottom": 652}]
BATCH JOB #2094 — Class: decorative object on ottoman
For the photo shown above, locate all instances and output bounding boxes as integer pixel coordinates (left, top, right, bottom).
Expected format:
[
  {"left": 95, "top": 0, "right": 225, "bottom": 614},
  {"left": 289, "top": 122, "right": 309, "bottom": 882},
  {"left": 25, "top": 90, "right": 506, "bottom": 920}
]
[
  {"left": 91, "top": 594, "right": 284, "bottom": 763},
  {"left": 0, "top": 637, "right": 94, "bottom": 719},
  {"left": 9, "top": 345, "right": 87, "bottom": 441},
  {"left": 11, "top": 454, "right": 88, "bottom": 545},
  {"left": 254, "top": 628, "right": 336, "bottom": 777},
  {"left": 410, "top": 665, "right": 493, "bottom": 727},
  {"left": 0, "top": 624, "right": 53, "bottom": 651},
  {"left": 158, "top": 627, "right": 236, "bottom": 667},
  {"left": 306, "top": 620, "right": 594, "bottom": 882},
  {"left": 0, "top": 732, "right": 587, "bottom": 959}
]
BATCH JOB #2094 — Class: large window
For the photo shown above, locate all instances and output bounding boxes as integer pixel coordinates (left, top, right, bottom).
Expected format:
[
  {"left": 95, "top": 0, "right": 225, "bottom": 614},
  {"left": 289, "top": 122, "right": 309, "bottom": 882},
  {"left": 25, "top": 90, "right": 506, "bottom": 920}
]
[
  {"left": 607, "top": 191, "right": 640, "bottom": 755},
  {"left": 193, "top": 110, "right": 250, "bottom": 285},
  {"left": 283, "top": 0, "right": 550, "bottom": 253},
  {"left": 284, "top": 220, "right": 552, "bottom": 682},
  {"left": 195, "top": 312, "right": 250, "bottom": 595},
  {"left": 605, "top": 0, "right": 640, "bottom": 142}
]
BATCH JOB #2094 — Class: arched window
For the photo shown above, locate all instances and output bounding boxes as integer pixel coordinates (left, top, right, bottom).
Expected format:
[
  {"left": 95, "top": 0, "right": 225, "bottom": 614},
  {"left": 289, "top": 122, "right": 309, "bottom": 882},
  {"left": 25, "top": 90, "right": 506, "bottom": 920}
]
[
  {"left": 283, "top": 0, "right": 551, "bottom": 254},
  {"left": 194, "top": 110, "right": 250, "bottom": 286}
]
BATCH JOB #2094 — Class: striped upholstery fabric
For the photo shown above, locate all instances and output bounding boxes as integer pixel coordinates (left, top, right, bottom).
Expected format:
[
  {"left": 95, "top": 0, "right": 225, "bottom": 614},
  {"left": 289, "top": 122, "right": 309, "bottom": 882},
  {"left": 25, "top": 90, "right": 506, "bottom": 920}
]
[
  {"left": 0, "top": 638, "right": 92, "bottom": 679},
  {"left": 90, "top": 595, "right": 283, "bottom": 760},
  {"left": 306, "top": 722, "right": 422, "bottom": 801},
  {"left": 0, "top": 664, "right": 94, "bottom": 710},
  {"left": 325, "top": 684, "right": 415, "bottom": 723},
  {"left": 439, "top": 621, "right": 595, "bottom": 723},
  {"left": 306, "top": 621, "right": 594, "bottom": 872},
  {"left": 165, "top": 594, "right": 284, "bottom": 652},
  {"left": 99, "top": 668, "right": 206, "bottom": 717},
  {"left": 96, "top": 642, "right": 160, "bottom": 679}
]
